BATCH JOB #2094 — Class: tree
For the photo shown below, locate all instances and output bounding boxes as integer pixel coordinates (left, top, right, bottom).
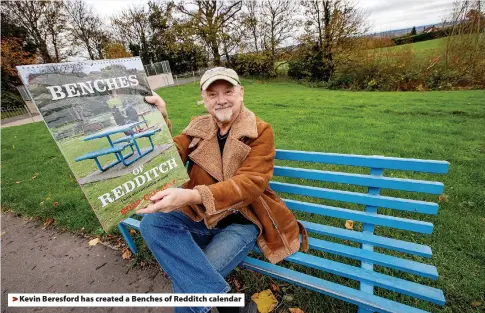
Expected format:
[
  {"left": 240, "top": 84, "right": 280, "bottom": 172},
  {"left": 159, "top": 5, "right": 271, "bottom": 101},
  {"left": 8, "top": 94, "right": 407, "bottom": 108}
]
[
  {"left": 178, "top": 0, "right": 243, "bottom": 65},
  {"left": 240, "top": 1, "right": 261, "bottom": 52},
  {"left": 1, "top": 1, "right": 55, "bottom": 63},
  {"left": 1, "top": 38, "right": 38, "bottom": 107},
  {"left": 111, "top": 4, "right": 153, "bottom": 63},
  {"left": 44, "top": 2, "right": 69, "bottom": 62},
  {"left": 260, "top": 0, "right": 298, "bottom": 61},
  {"left": 65, "top": 0, "right": 109, "bottom": 60},
  {"left": 149, "top": 2, "right": 208, "bottom": 73},
  {"left": 103, "top": 43, "right": 133, "bottom": 59},
  {"left": 0, "top": 11, "right": 38, "bottom": 54},
  {"left": 410, "top": 26, "right": 417, "bottom": 35},
  {"left": 300, "top": 0, "right": 367, "bottom": 81}
]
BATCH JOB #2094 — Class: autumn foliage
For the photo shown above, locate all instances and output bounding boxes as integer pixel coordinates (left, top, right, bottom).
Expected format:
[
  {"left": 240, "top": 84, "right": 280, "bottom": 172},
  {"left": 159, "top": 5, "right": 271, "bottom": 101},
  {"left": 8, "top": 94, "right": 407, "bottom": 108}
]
[
  {"left": 103, "top": 43, "right": 133, "bottom": 59},
  {"left": 1, "top": 37, "right": 37, "bottom": 87}
]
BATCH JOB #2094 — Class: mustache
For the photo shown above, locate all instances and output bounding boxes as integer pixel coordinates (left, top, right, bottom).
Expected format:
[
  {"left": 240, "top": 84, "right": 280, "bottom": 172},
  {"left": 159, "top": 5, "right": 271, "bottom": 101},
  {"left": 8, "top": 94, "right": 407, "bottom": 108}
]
[{"left": 215, "top": 104, "right": 233, "bottom": 110}]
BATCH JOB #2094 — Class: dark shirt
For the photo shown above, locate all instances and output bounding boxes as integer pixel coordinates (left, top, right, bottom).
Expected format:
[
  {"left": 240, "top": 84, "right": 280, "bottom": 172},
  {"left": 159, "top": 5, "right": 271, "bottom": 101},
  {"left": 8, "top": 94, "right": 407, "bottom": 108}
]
[{"left": 215, "top": 129, "right": 251, "bottom": 228}]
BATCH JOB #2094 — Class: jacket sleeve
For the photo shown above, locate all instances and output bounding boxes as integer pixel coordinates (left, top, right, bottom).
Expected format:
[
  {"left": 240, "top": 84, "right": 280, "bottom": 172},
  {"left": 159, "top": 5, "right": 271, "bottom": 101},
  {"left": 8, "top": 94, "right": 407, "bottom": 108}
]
[
  {"left": 165, "top": 117, "right": 191, "bottom": 165},
  {"left": 193, "top": 123, "right": 275, "bottom": 215}
]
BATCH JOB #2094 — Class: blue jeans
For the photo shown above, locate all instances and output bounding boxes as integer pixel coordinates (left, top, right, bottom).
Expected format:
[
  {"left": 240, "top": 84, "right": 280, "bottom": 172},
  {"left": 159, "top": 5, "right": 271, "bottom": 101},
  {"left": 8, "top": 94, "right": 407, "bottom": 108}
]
[{"left": 140, "top": 210, "right": 259, "bottom": 313}]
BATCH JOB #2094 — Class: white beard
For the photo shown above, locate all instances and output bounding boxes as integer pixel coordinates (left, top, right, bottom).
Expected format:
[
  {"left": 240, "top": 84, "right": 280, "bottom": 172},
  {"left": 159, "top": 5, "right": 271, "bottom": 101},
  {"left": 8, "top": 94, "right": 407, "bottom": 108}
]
[{"left": 214, "top": 107, "right": 233, "bottom": 123}]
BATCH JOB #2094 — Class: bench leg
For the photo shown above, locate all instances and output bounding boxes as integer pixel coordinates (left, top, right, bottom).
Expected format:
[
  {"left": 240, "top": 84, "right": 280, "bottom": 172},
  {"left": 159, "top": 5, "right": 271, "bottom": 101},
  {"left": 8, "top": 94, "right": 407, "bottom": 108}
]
[
  {"left": 94, "top": 156, "right": 121, "bottom": 172},
  {"left": 118, "top": 223, "right": 137, "bottom": 255},
  {"left": 120, "top": 144, "right": 135, "bottom": 160},
  {"left": 94, "top": 157, "right": 105, "bottom": 172},
  {"left": 118, "top": 146, "right": 142, "bottom": 166}
]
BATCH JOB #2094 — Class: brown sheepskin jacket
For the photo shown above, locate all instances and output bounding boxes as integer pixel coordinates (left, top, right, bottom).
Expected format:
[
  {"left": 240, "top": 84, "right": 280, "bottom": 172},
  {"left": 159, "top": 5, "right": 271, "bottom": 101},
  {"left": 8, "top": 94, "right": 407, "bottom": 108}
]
[{"left": 164, "top": 105, "right": 308, "bottom": 264}]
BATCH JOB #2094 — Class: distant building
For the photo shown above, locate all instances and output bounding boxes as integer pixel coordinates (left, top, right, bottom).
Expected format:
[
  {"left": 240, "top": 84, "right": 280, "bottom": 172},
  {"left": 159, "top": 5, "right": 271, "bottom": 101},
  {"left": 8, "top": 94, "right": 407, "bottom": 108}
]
[{"left": 423, "top": 25, "right": 438, "bottom": 33}]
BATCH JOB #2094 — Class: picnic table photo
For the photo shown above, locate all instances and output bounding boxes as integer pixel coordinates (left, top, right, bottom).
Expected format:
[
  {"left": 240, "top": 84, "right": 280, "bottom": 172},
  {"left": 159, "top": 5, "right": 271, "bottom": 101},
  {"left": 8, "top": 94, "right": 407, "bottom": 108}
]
[{"left": 75, "top": 121, "right": 161, "bottom": 172}]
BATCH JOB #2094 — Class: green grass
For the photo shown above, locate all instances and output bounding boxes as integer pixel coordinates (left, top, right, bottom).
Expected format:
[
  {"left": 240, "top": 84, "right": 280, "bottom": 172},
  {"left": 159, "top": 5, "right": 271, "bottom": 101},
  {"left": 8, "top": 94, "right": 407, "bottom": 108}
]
[
  {"left": 383, "top": 37, "right": 447, "bottom": 53},
  {"left": 379, "top": 35, "right": 485, "bottom": 55},
  {"left": 2, "top": 79, "right": 484, "bottom": 313}
]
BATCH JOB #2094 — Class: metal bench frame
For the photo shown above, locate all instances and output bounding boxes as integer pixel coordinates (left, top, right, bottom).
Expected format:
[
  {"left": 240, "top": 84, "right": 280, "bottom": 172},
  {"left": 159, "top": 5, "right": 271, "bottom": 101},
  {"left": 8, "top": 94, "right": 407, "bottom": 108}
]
[
  {"left": 118, "top": 149, "right": 449, "bottom": 313},
  {"left": 75, "top": 128, "right": 161, "bottom": 171}
]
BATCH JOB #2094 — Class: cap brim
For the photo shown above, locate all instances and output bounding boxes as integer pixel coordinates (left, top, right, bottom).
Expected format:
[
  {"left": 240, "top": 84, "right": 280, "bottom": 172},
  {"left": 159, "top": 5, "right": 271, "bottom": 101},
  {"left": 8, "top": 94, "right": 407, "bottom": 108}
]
[{"left": 201, "top": 75, "right": 239, "bottom": 91}]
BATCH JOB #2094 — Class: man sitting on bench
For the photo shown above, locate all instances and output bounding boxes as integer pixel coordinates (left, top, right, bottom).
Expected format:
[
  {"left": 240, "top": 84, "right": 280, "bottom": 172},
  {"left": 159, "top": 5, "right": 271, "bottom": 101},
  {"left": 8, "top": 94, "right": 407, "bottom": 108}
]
[{"left": 138, "top": 67, "right": 308, "bottom": 313}]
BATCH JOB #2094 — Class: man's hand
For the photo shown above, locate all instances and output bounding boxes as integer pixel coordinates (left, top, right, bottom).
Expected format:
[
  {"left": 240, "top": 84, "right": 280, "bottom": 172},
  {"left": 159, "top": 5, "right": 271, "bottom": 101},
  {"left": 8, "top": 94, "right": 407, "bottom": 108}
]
[
  {"left": 145, "top": 92, "right": 168, "bottom": 118},
  {"left": 135, "top": 188, "right": 202, "bottom": 214}
]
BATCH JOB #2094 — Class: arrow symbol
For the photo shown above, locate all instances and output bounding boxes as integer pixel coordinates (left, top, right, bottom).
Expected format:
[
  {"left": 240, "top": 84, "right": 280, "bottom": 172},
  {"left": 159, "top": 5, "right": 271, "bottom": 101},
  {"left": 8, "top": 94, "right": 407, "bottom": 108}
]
[{"left": 12, "top": 297, "right": 18, "bottom": 301}]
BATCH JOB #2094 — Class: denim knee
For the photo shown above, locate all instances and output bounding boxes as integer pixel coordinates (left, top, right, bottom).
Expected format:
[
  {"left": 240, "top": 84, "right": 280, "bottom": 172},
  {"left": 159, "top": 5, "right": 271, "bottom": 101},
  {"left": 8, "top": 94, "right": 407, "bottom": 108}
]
[
  {"left": 139, "top": 213, "right": 174, "bottom": 242},
  {"left": 139, "top": 213, "right": 158, "bottom": 238}
]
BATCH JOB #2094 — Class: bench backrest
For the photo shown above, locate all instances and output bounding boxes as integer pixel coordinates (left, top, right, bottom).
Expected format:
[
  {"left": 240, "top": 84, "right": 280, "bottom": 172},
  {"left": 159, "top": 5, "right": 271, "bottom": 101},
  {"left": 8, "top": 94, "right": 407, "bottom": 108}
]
[{"left": 265, "top": 149, "right": 449, "bottom": 308}]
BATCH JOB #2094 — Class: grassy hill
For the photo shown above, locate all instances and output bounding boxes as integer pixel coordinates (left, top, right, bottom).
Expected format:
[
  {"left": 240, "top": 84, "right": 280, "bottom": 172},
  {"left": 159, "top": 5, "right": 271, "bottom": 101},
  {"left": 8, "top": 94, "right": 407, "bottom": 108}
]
[{"left": 376, "top": 37, "right": 446, "bottom": 54}]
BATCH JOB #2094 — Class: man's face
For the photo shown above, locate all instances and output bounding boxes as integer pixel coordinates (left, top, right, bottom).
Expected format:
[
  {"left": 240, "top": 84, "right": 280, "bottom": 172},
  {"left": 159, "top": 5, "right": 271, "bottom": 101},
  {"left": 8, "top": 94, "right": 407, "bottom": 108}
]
[{"left": 202, "top": 80, "right": 244, "bottom": 124}]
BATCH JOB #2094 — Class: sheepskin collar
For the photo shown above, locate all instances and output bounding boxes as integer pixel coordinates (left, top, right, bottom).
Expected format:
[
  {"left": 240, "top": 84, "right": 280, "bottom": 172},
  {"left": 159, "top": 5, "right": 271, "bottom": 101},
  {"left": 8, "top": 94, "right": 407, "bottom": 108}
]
[
  {"left": 182, "top": 104, "right": 258, "bottom": 141},
  {"left": 182, "top": 105, "right": 258, "bottom": 181}
]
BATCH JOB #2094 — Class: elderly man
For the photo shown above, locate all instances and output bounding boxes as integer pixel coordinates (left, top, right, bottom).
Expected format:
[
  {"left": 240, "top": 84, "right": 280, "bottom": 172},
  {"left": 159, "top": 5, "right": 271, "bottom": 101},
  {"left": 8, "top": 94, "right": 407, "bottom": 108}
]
[{"left": 139, "top": 67, "right": 308, "bottom": 313}]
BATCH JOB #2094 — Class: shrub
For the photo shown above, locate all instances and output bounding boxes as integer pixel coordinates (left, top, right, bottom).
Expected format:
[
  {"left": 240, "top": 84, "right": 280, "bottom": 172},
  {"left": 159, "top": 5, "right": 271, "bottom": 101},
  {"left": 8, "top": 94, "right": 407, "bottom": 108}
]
[
  {"left": 231, "top": 52, "right": 275, "bottom": 78},
  {"left": 287, "top": 45, "right": 333, "bottom": 81}
]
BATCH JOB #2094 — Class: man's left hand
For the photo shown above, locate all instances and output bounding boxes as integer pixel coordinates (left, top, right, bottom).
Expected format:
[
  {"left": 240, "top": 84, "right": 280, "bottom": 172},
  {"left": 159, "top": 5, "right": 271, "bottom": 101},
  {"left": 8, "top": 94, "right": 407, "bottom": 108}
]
[{"left": 135, "top": 188, "right": 201, "bottom": 214}]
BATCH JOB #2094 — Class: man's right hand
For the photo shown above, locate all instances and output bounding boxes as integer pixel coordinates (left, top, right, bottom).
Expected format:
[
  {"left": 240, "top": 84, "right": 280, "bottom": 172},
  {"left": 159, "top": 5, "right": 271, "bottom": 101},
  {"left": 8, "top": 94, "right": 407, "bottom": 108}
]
[{"left": 145, "top": 92, "right": 168, "bottom": 118}]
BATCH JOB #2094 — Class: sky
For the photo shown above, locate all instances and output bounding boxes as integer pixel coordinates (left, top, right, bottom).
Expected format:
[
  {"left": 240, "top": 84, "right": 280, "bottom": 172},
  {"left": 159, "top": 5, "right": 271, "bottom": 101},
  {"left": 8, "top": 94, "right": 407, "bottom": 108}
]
[{"left": 89, "top": 0, "right": 456, "bottom": 34}]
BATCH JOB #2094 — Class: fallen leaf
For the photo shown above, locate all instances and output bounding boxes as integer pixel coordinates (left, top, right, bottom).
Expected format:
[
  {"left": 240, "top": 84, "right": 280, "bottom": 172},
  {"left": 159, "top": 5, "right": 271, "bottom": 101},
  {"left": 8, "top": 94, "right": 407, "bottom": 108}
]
[
  {"left": 31, "top": 175, "right": 37, "bottom": 180},
  {"left": 16, "top": 181, "right": 21, "bottom": 184},
  {"left": 89, "top": 238, "right": 100, "bottom": 246},
  {"left": 471, "top": 301, "right": 482, "bottom": 307},
  {"left": 345, "top": 220, "right": 354, "bottom": 230},
  {"left": 122, "top": 249, "right": 132, "bottom": 260},
  {"left": 39, "top": 201, "right": 44, "bottom": 206},
  {"left": 270, "top": 283, "right": 280, "bottom": 293},
  {"left": 251, "top": 289, "right": 278, "bottom": 313},
  {"left": 233, "top": 279, "right": 241, "bottom": 290},
  {"left": 43, "top": 218, "right": 53, "bottom": 227},
  {"left": 438, "top": 194, "right": 449, "bottom": 202},
  {"left": 53, "top": 202, "right": 59, "bottom": 207},
  {"left": 1, "top": 231, "right": 6, "bottom": 237},
  {"left": 283, "top": 294, "right": 294, "bottom": 302},
  {"left": 289, "top": 308, "right": 305, "bottom": 313},
  {"left": 129, "top": 229, "right": 136, "bottom": 235}
]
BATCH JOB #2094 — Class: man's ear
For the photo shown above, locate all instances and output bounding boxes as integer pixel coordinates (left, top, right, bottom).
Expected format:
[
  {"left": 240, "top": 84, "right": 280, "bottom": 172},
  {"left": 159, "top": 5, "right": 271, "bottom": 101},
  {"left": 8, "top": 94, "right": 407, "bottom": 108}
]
[{"left": 239, "top": 85, "right": 244, "bottom": 97}]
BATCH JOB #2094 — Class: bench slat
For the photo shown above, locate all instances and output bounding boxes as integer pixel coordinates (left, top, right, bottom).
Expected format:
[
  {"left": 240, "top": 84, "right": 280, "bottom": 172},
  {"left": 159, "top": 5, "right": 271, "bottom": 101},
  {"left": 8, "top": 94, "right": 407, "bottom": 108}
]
[
  {"left": 285, "top": 199, "right": 434, "bottom": 234},
  {"left": 275, "top": 150, "right": 449, "bottom": 174},
  {"left": 75, "top": 143, "right": 130, "bottom": 161},
  {"left": 308, "top": 237, "right": 438, "bottom": 279},
  {"left": 121, "top": 217, "right": 140, "bottom": 229},
  {"left": 273, "top": 166, "right": 444, "bottom": 194},
  {"left": 112, "top": 128, "right": 160, "bottom": 144},
  {"left": 300, "top": 220, "right": 432, "bottom": 258},
  {"left": 252, "top": 248, "right": 445, "bottom": 305},
  {"left": 243, "top": 257, "right": 431, "bottom": 313},
  {"left": 121, "top": 216, "right": 433, "bottom": 257},
  {"left": 272, "top": 182, "right": 439, "bottom": 214}
]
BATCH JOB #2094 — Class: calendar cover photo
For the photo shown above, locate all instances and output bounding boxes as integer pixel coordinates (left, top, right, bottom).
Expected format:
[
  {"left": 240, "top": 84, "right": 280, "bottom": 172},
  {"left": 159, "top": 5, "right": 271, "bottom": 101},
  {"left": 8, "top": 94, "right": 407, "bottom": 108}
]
[{"left": 16, "top": 57, "right": 189, "bottom": 232}]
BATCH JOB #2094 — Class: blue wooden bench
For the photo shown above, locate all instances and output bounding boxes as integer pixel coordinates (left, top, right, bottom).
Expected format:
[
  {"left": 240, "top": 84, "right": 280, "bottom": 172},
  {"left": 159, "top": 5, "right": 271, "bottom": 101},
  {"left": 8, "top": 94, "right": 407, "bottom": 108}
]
[{"left": 118, "top": 149, "right": 449, "bottom": 313}]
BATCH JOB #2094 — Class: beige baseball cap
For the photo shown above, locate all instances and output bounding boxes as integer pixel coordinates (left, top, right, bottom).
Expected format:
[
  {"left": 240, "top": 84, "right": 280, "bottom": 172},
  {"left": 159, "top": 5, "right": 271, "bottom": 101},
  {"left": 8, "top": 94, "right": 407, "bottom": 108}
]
[{"left": 200, "top": 67, "right": 240, "bottom": 91}]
